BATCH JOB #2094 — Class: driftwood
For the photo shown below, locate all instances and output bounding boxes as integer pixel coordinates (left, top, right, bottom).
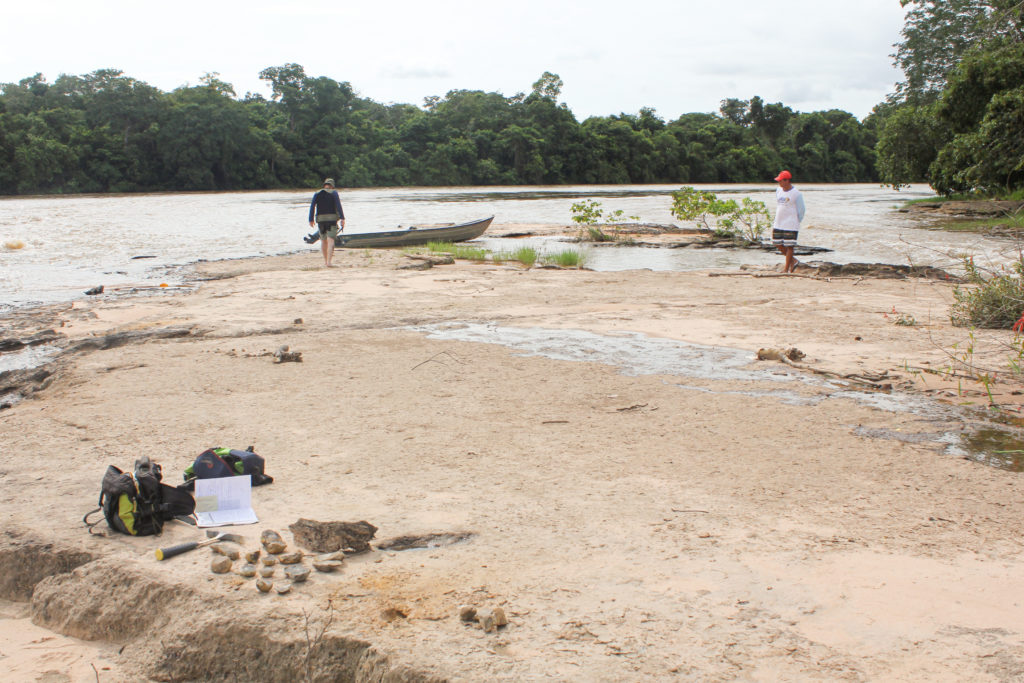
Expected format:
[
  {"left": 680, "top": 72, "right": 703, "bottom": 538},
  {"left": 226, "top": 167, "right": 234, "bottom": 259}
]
[{"left": 756, "top": 348, "right": 891, "bottom": 390}]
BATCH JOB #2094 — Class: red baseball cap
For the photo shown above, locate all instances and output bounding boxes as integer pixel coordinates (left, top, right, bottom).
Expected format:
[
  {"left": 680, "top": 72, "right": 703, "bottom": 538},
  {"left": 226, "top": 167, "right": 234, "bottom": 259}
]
[{"left": 774, "top": 170, "right": 792, "bottom": 182}]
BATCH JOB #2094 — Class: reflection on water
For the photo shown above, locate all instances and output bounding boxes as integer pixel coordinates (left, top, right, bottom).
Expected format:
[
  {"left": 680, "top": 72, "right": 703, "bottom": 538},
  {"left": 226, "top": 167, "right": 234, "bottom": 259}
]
[
  {"left": 0, "top": 183, "right": 1018, "bottom": 311},
  {"left": 476, "top": 235, "right": 782, "bottom": 272}
]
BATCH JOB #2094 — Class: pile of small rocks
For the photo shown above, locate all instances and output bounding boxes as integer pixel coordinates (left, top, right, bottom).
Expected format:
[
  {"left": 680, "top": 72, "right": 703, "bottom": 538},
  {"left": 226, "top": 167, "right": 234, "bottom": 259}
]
[{"left": 209, "top": 528, "right": 345, "bottom": 595}]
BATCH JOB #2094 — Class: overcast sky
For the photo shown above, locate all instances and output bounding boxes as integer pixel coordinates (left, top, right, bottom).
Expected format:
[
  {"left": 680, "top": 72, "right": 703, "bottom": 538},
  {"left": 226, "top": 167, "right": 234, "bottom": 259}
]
[{"left": 2, "top": 0, "right": 908, "bottom": 121}]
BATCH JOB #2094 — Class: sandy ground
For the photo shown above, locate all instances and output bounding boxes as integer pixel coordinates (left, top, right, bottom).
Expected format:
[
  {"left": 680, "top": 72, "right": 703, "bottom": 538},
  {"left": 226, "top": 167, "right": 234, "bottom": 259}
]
[{"left": 2, "top": 231, "right": 1024, "bottom": 681}]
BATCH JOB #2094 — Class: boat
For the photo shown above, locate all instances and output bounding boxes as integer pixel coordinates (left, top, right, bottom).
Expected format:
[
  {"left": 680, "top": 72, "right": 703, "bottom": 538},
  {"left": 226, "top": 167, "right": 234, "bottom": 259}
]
[{"left": 327, "top": 216, "right": 493, "bottom": 248}]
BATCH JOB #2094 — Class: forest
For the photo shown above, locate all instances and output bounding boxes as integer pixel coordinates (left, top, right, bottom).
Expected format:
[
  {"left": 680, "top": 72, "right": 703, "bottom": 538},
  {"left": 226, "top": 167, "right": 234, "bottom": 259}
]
[{"left": 0, "top": 1, "right": 1020, "bottom": 196}]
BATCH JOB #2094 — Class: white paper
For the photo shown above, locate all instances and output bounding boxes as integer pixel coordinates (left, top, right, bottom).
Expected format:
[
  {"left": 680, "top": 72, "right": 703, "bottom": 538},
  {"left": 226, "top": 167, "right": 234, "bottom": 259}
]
[{"left": 194, "top": 475, "right": 258, "bottom": 527}]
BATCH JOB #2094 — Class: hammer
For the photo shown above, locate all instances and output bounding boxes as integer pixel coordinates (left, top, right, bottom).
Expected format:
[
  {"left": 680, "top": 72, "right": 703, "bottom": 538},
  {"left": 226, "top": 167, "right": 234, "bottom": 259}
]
[{"left": 155, "top": 530, "right": 246, "bottom": 561}]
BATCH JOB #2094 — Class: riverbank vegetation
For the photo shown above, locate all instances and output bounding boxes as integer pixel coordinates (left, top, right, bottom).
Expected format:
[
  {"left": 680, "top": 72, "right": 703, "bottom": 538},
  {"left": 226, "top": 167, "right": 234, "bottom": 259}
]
[
  {"left": 874, "top": 1, "right": 1024, "bottom": 198},
  {"left": 1, "top": 2, "right": 1019, "bottom": 200},
  {"left": 0, "top": 67, "right": 878, "bottom": 195}
]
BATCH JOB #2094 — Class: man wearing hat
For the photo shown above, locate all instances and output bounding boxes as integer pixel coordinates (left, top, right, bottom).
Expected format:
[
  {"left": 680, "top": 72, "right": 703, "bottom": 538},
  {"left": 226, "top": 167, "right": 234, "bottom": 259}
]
[
  {"left": 771, "top": 170, "right": 805, "bottom": 273},
  {"left": 307, "top": 178, "right": 346, "bottom": 267}
]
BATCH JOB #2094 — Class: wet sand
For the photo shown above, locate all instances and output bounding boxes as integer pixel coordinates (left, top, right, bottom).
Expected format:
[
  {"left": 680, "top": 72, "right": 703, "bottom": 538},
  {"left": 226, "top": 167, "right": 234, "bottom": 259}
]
[{"left": 2, "top": 230, "right": 1024, "bottom": 681}]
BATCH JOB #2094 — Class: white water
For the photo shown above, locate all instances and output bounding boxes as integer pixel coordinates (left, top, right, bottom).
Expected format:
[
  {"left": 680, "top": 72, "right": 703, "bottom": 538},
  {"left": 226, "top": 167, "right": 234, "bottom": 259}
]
[{"left": 0, "top": 184, "right": 1016, "bottom": 311}]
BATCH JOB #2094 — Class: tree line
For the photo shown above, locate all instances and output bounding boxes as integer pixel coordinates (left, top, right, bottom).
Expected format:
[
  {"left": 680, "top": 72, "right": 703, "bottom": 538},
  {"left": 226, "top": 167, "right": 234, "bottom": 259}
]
[
  {"left": 0, "top": 66, "right": 880, "bottom": 196},
  {"left": 873, "top": 0, "right": 1024, "bottom": 196}
]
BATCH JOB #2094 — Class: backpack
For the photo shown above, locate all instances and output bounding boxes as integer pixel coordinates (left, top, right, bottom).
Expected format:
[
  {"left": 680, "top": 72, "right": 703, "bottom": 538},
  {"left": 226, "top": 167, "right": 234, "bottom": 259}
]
[
  {"left": 83, "top": 456, "right": 196, "bottom": 536},
  {"left": 182, "top": 446, "right": 273, "bottom": 490}
]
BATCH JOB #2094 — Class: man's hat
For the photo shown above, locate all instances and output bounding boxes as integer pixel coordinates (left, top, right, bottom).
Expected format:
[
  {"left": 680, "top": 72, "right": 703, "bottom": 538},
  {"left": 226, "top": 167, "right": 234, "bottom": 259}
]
[
  {"left": 774, "top": 170, "right": 792, "bottom": 182},
  {"left": 323, "top": 178, "right": 335, "bottom": 187}
]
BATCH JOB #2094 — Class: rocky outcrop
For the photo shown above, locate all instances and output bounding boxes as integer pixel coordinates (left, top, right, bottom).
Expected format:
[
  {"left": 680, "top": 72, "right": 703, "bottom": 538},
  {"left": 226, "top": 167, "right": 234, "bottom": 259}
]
[{"left": 899, "top": 200, "right": 1024, "bottom": 217}]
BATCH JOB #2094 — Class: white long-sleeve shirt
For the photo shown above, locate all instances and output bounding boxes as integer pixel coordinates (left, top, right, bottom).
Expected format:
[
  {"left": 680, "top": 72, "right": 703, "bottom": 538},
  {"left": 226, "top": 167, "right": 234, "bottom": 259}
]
[{"left": 773, "top": 187, "right": 806, "bottom": 231}]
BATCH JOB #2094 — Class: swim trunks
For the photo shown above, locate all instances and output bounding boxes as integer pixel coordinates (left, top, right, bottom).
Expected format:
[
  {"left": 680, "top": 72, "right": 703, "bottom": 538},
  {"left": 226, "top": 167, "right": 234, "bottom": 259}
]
[{"left": 772, "top": 228, "right": 798, "bottom": 247}]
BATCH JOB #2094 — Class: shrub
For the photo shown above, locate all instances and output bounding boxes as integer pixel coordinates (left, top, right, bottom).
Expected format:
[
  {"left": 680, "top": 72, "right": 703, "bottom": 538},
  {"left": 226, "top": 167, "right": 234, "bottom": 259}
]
[
  {"left": 950, "top": 257, "right": 1024, "bottom": 328},
  {"left": 669, "top": 187, "right": 770, "bottom": 243}
]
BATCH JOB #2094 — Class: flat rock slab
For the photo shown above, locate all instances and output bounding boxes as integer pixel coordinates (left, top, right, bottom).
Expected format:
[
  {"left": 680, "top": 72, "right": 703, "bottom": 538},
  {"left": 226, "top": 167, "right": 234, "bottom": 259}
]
[{"left": 288, "top": 519, "right": 377, "bottom": 553}]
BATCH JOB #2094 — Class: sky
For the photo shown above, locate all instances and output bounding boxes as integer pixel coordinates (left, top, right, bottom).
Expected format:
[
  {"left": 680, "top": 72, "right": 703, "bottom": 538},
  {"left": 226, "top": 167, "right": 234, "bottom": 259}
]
[{"left": 1, "top": 0, "right": 908, "bottom": 121}]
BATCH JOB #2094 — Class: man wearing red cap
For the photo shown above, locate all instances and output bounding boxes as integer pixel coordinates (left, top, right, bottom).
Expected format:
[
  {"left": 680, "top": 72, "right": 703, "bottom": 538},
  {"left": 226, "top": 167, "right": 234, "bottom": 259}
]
[{"left": 771, "top": 170, "right": 805, "bottom": 273}]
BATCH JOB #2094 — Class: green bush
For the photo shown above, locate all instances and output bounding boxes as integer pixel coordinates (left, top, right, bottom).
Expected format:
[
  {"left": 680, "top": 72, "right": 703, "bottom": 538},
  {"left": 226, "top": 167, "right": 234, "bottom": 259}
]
[
  {"left": 669, "top": 186, "right": 770, "bottom": 243},
  {"left": 951, "top": 258, "right": 1024, "bottom": 328}
]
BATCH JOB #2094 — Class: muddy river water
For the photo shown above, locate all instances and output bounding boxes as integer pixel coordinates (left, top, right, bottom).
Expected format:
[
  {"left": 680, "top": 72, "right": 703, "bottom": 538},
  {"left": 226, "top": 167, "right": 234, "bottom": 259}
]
[{"left": 1, "top": 183, "right": 1019, "bottom": 311}]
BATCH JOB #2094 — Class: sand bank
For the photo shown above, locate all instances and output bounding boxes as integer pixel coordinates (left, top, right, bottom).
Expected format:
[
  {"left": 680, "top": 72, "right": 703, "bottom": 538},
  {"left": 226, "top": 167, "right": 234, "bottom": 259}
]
[{"left": 1, "top": 234, "right": 1023, "bottom": 681}]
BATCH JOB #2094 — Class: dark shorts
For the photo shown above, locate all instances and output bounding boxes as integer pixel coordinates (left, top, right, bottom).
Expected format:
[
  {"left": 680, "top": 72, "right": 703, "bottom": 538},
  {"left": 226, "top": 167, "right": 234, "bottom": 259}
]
[
  {"left": 317, "top": 221, "right": 339, "bottom": 239},
  {"left": 772, "top": 229, "right": 798, "bottom": 247}
]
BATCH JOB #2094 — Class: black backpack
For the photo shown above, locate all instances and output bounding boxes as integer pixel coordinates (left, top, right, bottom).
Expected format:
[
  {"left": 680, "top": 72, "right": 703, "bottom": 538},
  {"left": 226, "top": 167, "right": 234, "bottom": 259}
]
[
  {"left": 182, "top": 447, "right": 273, "bottom": 490},
  {"left": 84, "top": 456, "right": 196, "bottom": 536}
]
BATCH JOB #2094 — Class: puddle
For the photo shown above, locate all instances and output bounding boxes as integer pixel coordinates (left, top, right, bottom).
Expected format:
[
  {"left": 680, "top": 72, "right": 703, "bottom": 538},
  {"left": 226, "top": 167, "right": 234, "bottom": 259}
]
[
  {"left": 0, "top": 343, "right": 60, "bottom": 373},
  {"left": 411, "top": 323, "right": 1024, "bottom": 469},
  {"left": 949, "top": 428, "right": 1024, "bottom": 472},
  {"left": 414, "top": 323, "right": 805, "bottom": 384},
  {"left": 412, "top": 323, "right": 940, "bottom": 414},
  {"left": 474, "top": 235, "right": 780, "bottom": 272}
]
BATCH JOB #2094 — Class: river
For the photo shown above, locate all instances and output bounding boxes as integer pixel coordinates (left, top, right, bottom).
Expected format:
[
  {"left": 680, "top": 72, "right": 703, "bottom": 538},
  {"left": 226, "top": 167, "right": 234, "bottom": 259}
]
[{"left": 0, "top": 183, "right": 1014, "bottom": 312}]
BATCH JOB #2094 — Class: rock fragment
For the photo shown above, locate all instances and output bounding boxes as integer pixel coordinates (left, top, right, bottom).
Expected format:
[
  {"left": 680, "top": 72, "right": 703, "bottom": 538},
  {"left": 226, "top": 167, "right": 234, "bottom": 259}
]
[
  {"left": 261, "top": 529, "right": 287, "bottom": 554},
  {"left": 476, "top": 607, "right": 498, "bottom": 633},
  {"left": 313, "top": 560, "right": 343, "bottom": 573},
  {"left": 244, "top": 549, "right": 261, "bottom": 563},
  {"left": 459, "top": 605, "right": 477, "bottom": 622},
  {"left": 211, "top": 543, "right": 241, "bottom": 560},
  {"left": 256, "top": 578, "right": 273, "bottom": 593},
  {"left": 211, "top": 556, "right": 232, "bottom": 574},
  {"left": 238, "top": 564, "right": 257, "bottom": 578},
  {"left": 259, "top": 566, "right": 275, "bottom": 578},
  {"left": 279, "top": 552, "right": 303, "bottom": 565},
  {"left": 288, "top": 518, "right": 377, "bottom": 553},
  {"left": 284, "top": 565, "right": 311, "bottom": 583},
  {"left": 273, "top": 345, "right": 302, "bottom": 363}
]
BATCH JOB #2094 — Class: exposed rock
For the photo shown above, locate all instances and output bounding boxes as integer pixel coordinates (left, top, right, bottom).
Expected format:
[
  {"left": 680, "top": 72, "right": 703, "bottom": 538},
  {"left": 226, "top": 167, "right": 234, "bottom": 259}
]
[
  {"left": 312, "top": 560, "right": 343, "bottom": 573},
  {"left": 260, "top": 530, "right": 287, "bottom": 554},
  {"left": 376, "top": 531, "right": 473, "bottom": 552},
  {"left": 273, "top": 345, "right": 302, "bottom": 363},
  {"left": 278, "top": 552, "right": 303, "bottom": 565},
  {"left": 804, "top": 261, "right": 958, "bottom": 281},
  {"left": 210, "top": 543, "right": 240, "bottom": 561},
  {"left": 899, "top": 200, "right": 1024, "bottom": 217},
  {"left": 210, "top": 556, "right": 232, "bottom": 574},
  {"left": 397, "top": 259, "right": 434, "bottom": 271},
  {"left": 284, "top": 565, "right": 311, "bottom": 583},
  {"left": 288, "top": 519, "right": 377, "bottom": 554},
  {"left": 315, "top": 551, "right": 346, "bottom": 563},
  {"left": 756, "top": 348, "right": 805, "bottom": 362},
  {"left": 84, "top": 285, "right": 104, "bottom": 296},
  {"left": 476, "top": 607, "right": 498, "bottom": 633},
  {"left": 0, "top": 330, "right": 60, "bottom": 353}
]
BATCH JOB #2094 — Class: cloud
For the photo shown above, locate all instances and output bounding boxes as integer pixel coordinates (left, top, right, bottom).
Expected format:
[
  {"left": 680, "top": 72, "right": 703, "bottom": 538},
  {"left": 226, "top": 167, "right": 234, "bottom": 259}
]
[{"left": 379, "top": 65, "right": 452, "bottom": 80}]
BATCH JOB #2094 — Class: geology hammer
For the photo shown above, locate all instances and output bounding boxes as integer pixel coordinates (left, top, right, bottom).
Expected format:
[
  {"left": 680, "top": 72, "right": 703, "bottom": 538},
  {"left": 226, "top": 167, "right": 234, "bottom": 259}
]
[{"left": 155, "top": 530, "right": 246, "bottom": 561}]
